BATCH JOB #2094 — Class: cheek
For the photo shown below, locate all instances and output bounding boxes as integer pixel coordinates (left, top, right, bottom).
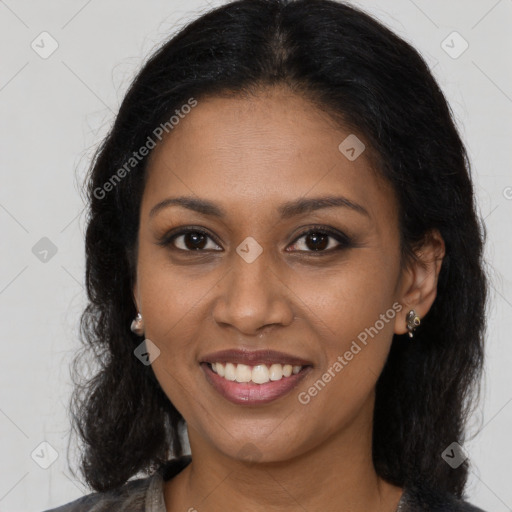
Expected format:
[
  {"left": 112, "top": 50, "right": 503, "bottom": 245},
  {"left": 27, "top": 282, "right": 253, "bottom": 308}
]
[
  {"left": 137, "top": 252, "right": 208, "bottom": 341},
  {"left": 289, "top": 256, "right": 400, "bottom": 418},
  {"left": 139, "top": 264, "right": 204, "bottom": 414},
  {"left": 288, "top": 256, "right": 399, "bottom": 346}
]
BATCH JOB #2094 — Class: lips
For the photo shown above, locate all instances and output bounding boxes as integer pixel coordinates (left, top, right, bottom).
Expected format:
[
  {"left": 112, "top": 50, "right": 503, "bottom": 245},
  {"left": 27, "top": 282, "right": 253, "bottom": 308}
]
[
  {"left": 200, "top": 362, "right": 312, "bottom": 405},
  {"left": 199, "top": 348, "right": 313, "bottom": 367}
]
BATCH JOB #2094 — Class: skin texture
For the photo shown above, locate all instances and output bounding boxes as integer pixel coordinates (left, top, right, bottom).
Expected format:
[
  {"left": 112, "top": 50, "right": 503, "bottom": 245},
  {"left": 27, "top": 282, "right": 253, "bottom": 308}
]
[{"left": 132, "top": 86, "right": 445, "bottom": 512}]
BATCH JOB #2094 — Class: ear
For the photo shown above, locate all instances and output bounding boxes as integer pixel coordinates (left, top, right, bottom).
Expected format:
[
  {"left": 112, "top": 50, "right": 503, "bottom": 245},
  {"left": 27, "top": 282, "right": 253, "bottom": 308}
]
[
  {"left": 394, "top": 229, "right": 446, "bottom": 335},
  {"left": 132, "top": 280, "right": 140, "bottom": 312}
]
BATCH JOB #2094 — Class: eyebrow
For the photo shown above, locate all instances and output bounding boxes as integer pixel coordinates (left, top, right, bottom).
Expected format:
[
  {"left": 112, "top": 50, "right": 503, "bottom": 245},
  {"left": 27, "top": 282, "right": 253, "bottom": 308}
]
[{"left": 149, "top": 195, "right": 370, "bottom": 219}]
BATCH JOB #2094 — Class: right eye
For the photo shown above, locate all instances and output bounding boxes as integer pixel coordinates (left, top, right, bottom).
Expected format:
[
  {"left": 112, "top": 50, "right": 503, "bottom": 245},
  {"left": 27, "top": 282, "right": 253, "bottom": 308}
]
[{"left": 157, "top": 227, "right": 223, "bottom": 252}]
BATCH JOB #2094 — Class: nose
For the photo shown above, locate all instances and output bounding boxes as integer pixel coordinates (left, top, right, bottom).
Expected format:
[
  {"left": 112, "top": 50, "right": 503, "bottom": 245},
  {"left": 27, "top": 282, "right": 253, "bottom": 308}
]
[{"left": 212, "top": 247, "right": 294, "bottom": 335}]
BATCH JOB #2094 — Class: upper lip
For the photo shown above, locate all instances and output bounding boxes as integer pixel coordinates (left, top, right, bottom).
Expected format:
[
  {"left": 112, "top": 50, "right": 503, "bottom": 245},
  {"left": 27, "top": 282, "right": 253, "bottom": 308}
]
[{"left": 200, "top": 349, "right": 313, "bottom": 367}]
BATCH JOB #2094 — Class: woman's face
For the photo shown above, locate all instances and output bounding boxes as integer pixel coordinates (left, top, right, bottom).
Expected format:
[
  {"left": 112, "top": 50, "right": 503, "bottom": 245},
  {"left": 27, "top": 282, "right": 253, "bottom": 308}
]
[{"left": 134, "top": 86, "right": 415, "bottom": 463}]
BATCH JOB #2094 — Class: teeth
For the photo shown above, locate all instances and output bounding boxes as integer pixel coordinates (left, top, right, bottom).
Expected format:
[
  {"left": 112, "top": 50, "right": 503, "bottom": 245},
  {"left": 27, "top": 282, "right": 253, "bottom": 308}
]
[{"left": 210, "top": 362, "right": 304, "bottom": 384}]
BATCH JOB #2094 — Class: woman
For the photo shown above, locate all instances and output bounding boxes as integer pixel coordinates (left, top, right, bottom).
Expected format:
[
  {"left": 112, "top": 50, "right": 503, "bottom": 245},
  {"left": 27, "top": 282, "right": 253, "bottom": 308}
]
[{"left": 45, "top": 0, "right": 489, "bottom": 510}]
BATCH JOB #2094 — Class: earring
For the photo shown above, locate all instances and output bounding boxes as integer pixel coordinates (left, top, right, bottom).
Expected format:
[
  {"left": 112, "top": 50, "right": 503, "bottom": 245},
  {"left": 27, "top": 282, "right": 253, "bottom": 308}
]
[
  {"left": 130, "top": 312, "right": 144, "bottom": 336},
  {"left": 406, "top": 309, "right": 421, "bottom": 338}
]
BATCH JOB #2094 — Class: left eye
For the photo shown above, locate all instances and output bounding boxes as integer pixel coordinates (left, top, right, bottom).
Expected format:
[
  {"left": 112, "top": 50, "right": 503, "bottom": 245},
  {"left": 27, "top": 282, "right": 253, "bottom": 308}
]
[{"left": 287, "top": 228, "right": 351, "bottom": 253}]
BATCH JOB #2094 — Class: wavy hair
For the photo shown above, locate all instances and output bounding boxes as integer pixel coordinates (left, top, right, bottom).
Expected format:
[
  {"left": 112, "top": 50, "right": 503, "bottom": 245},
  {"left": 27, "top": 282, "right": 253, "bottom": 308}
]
[{"left": 69, "top": 0, "right": 488, "bottom": 498}]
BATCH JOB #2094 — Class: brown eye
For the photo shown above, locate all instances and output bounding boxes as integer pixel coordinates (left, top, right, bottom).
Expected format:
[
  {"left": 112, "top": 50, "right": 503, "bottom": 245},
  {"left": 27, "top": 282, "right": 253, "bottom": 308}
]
[
  {"left": 157, "top": 225, "right": 353, "bottom": 255},
  {"left": 178, "top": 231, "right": 209, "bottom": 250},
  {"left": 287, "top": 227, "right": 352, "bottom": 253},
  {"left": 303, "top": 232, "right": 330, "bottom": 251},
  {"left": 157, "top": 228, "right": 222, "bottom": 252}
]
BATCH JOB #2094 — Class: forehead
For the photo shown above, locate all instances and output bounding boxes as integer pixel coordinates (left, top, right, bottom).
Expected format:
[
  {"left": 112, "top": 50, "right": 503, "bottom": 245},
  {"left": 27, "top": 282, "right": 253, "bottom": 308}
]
[{"left": 142, "top": 88, "right": 396, "bottom": 225}]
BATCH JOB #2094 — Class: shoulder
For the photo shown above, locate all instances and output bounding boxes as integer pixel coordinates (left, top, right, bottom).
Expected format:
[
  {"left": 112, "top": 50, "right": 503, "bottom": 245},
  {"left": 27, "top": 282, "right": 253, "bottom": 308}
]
[
  {"left": 41, "top": 473, "right": 155, "bottom": 512},
  {"left": 42, "top": 456, "right": 192, "bottom": 512},
  {"left": 401, "top": 482, "right": 488, "bottom": 512}
]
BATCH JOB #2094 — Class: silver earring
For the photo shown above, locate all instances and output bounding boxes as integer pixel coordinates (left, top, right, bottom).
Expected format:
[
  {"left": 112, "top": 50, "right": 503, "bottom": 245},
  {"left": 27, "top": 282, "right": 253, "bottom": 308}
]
[
  {"left": 406, "top": 309, "right": 421, "bottom": 338},
  {"left": 130, "top": 312, "right": 144, "bottom": 336}
]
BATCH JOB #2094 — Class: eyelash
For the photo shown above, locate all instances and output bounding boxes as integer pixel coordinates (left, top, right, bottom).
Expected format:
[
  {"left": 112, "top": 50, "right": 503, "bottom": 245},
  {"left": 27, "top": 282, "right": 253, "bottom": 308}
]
[{"left": 156, "top": 225, "right": 353, "bottom": 255}]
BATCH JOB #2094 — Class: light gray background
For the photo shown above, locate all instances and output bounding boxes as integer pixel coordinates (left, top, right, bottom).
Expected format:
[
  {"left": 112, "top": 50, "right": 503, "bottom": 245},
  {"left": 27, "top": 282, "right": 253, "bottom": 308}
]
[{"left": 1, "top": 1, "right": 511, "bottom": 511}]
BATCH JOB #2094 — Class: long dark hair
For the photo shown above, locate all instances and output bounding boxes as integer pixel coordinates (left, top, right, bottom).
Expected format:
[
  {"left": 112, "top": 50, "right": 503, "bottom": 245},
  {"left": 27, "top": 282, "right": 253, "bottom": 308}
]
[{"left": 69, "top": 0, "right": 488, "bottom": 498}]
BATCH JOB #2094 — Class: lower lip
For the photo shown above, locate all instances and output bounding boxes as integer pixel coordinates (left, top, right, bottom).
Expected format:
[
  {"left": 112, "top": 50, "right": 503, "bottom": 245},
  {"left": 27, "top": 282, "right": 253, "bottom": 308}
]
[{"left": 200, "top": 363, "right": 312, "bottom": 405}]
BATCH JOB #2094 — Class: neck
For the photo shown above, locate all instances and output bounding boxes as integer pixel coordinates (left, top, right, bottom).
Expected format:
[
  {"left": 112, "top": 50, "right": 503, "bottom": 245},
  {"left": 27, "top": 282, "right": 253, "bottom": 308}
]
[{"left": 164, "top": 399, "right": 403, "bottom": 512}]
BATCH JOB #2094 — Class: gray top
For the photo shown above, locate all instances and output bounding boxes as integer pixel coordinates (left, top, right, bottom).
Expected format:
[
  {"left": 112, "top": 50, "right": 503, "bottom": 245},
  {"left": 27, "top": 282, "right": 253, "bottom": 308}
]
[
  {"left": 42, "top": 457, "right": 191, "bottom": 512},
  {"left": 43, "top": 455, "right": 487, "bottom": 512}
]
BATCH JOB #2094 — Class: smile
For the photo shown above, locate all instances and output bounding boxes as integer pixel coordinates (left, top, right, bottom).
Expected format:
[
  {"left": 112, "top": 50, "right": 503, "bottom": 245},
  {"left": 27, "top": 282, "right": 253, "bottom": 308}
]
[{"left": 201, "top": 362, "right": 312, "bottom": 405}]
